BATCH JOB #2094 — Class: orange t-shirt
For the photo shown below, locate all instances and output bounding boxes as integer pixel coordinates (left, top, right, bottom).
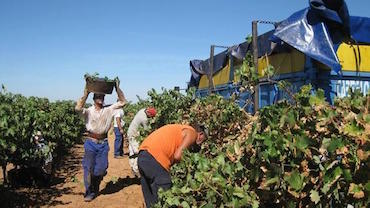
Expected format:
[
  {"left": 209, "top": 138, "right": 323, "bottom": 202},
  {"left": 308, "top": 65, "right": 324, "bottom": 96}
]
[{"left": 139, "top": 124, "right": 196, "bottom": 171}]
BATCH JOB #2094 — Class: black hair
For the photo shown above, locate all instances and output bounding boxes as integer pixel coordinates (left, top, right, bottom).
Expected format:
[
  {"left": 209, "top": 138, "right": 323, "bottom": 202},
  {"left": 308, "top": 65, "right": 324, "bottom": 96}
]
[
  {"left": 93, "top": 93, "right": 105, "bottom": 100},
  {"left": 191, "top": 123, "right": 208, "bottom": 138}
]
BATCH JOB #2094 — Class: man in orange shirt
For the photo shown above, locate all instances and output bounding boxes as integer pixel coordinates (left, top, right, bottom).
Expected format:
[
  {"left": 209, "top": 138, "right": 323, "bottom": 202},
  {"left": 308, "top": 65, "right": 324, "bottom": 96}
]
[{"left": 138, "top": 123, "right": 207, "bottom": 207}]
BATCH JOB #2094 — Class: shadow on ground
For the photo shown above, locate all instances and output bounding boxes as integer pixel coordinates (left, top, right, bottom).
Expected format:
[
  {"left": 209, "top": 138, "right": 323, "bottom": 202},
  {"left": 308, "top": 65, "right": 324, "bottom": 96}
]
[
  {"left": 0, "top": 145, "right": 83, "bottom": 207},
  {"left": 100, "top": 176, "right": 140, "bottom": 195},
  {"left": 0, "top": 185, "right": 77, "bottom": 207}
]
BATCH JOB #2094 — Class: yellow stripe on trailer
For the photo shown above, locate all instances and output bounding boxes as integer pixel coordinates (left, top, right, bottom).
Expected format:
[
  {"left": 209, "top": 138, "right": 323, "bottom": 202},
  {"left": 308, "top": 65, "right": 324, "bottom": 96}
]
[
  {"left": 257, "top": 49, "right": 305, "bottom": 77},
  {"left": 197, "top": 43, "right": 370, "bottom": 89},
  {"left": 337, "top": 43, "right": 370, "bottom": 72},
  {"left": 198, "top": 61, "right": 231, "bottom": 89}
]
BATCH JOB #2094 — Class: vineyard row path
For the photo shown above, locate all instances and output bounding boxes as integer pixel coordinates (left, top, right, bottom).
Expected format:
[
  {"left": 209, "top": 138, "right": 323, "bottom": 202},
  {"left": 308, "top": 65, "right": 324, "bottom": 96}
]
[{"left": 0, "top": 129, "right": 145, "bottom": 208}]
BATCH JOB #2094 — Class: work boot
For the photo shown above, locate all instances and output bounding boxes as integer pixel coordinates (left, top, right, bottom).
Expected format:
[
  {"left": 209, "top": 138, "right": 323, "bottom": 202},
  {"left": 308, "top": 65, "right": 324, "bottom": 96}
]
[
  {"left": 92, "top": 175, "right": 103, "bottom": 196},
  {"left": 84, "top": 193, "right": 96, "bottom": 202},
  {"left": 84, "top": 175, "right": 100, "bottom": 202},
  {"left": 84, "top": 189, "right": 96, "bottom": 202}
]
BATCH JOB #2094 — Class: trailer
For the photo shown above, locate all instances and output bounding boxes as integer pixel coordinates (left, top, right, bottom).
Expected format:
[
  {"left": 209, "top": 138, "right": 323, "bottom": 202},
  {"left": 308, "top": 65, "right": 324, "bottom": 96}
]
[{"left": 188, "top": 0, "right": 370, "bottom": 113}]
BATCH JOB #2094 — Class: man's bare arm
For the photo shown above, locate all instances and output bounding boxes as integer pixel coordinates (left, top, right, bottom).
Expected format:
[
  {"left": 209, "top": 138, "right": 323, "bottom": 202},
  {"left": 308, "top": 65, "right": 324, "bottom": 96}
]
[
  {"left": 115, "top": 79, "right": 127, "bottom": 104},
  {"left": 116, "top": 117, "right": 124, "bottom": 134},
  {"left": 75, "top": 87, "right": 89, "bottom": 111},
  {"left": 173, "top": 129, "right": 197, "bottom": 163}
]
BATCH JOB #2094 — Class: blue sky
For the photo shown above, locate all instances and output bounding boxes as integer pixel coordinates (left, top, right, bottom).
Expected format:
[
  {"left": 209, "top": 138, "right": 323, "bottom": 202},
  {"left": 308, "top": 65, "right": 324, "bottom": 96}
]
[{"left": 0, "top": 0, "right": 369, "bottom": 104}]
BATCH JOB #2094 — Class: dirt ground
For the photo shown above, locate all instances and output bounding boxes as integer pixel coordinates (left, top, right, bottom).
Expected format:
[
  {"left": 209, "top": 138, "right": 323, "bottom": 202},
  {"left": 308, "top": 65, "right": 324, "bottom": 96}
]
[{"left": 0, "top": 130, "right": 145, "bottom": 208}]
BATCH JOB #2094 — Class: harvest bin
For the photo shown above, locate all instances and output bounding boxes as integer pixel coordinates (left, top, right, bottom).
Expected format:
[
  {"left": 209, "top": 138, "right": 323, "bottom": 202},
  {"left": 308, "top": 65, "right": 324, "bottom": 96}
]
[{"left": 86, "top": 77, "right": 115, "bottom": 94}]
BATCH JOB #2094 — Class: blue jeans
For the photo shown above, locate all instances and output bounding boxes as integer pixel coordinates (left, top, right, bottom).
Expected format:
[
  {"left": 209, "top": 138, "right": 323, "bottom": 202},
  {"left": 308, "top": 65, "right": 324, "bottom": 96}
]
[
  {"left": 114, "top": 127, "right": 124, "bottom": 156},
  {"left": 82, "top": 139, "right": 109, "bottom": 196},
  {"left": 138, "top": 150, "right": 172, "bottom": 208}
]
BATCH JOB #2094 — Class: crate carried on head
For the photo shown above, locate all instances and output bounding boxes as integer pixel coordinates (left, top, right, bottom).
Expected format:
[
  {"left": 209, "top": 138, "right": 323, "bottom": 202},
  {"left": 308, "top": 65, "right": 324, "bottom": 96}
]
[{"left": 85, "top": 73, "right": 117, "bottom": 95}]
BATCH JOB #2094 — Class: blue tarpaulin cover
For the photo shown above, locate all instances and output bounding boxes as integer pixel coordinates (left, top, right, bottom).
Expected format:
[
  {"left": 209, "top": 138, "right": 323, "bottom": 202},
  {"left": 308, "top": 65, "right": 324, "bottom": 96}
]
[
  {"left": 189, "top": 0, "right": 370, "bottom": 87},
  {"left": 272, "top": 0, "right": 370, "bottom": 73}
]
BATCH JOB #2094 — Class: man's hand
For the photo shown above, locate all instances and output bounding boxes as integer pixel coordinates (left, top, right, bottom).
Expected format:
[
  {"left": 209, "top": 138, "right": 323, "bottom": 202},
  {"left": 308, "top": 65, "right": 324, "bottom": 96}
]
[
  {"left": 115, "top": 77, "right": 120, "bottom": 90},
  {"left": 115, "top": 77, "right": 127, "bottom": 104}
]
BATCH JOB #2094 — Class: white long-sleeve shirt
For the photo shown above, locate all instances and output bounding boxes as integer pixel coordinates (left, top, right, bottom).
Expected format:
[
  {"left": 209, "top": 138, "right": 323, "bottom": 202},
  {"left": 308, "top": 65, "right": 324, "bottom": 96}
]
[
  {"left": 80, "top": 102, "right": 124, "bottom": 134},
  {"left": 127, "top": 108, "right": 148, "bottom": 138}
]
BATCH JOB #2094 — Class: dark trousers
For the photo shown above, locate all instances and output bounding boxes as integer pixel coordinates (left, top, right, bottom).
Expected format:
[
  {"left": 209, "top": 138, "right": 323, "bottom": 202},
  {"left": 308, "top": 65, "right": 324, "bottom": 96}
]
[
  {"left": 138, "top": 150, "right": 172, "bottom": 208},
  {"left": 82, "top": 139, "right": 109, "bottom": 196},
  {"left": 114, "top": 127, "right": 124, "bottom": 156}
]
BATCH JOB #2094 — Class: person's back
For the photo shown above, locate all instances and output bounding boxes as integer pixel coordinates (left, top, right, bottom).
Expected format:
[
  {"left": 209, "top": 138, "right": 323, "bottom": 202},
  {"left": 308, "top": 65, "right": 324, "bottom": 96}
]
[
  {"left": 127, "top": 108, "right": 148, "bottom": 138},
  {"left": 137, "top": 123, "right": 206, "bottom": 207},
  {"left": 139, "top": 124, "right": 195, "bottom": 171}
]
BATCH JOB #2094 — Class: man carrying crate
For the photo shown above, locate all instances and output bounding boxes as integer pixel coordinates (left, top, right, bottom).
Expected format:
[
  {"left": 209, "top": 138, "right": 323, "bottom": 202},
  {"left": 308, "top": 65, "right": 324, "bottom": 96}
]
[{"left": 75, "top": 78, "right": 126, "bottom": 202}]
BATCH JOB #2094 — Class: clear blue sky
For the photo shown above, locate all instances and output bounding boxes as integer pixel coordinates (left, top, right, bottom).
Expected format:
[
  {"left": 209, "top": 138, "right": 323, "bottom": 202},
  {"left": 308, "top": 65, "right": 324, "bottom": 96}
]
[{"left": 0, "top": 0, "right": 369, "bottom": 103}]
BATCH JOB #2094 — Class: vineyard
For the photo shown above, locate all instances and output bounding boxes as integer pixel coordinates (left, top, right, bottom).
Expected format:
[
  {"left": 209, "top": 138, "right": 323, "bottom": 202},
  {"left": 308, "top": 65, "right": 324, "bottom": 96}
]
[
  {"left": 123, "top": 86, "right": 369, "bottom": 208},
  {"left": 0, "top": 86, "right": 85, "bottom": 185},
  {"left": 1, "top": 0, "right": 370, "bottom": 206},
  {"left": 0, "top": 83, "right": 369, "bottom": 207}
]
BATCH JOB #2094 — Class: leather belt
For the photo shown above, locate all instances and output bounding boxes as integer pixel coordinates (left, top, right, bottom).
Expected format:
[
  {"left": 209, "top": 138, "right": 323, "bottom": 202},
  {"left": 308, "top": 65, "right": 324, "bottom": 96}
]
[
  {"left": 87, "top": 137, "right": 108, "bottom": 144},
  {"left": 84, "top": 131, "right": 108, "bottom": 141}
]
